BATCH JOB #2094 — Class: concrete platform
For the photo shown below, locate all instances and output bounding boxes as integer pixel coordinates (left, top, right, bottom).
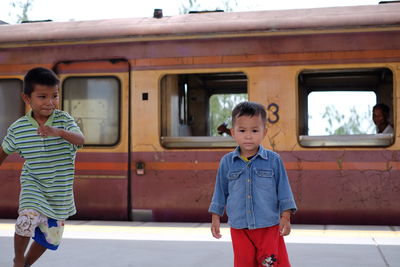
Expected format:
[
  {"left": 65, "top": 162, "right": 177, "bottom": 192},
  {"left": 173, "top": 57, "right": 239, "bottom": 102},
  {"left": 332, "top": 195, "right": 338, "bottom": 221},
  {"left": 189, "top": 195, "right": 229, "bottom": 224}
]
[{"left": 1, "top": 220, "right": 399, "bottom": 267}]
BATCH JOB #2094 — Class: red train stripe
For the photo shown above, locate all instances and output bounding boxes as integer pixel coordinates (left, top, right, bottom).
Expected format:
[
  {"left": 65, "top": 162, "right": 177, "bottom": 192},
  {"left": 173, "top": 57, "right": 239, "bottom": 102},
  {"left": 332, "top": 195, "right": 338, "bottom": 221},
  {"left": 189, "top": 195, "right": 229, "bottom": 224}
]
[
  {"left": 1, "top": 161, "right": 399, "bottom": 171},
  {"left": 0, "top": 162, "right": 128, "bottom": 171}
]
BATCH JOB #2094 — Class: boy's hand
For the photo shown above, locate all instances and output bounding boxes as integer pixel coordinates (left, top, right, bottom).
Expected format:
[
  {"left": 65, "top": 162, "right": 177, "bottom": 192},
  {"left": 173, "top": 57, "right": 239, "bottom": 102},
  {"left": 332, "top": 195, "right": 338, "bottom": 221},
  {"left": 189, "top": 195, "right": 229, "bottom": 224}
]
[
  {"left": 211, "top": 214, "right": 222, "bottom": 239},
  {"left": 279, "top": 210, "right": 291, "bottom": 236},
  {"left": 37, "top": 126, "right": 85, "bottom": 146},
  {"left": 37, "top": 126, "right": 61, "bottom": 138}
]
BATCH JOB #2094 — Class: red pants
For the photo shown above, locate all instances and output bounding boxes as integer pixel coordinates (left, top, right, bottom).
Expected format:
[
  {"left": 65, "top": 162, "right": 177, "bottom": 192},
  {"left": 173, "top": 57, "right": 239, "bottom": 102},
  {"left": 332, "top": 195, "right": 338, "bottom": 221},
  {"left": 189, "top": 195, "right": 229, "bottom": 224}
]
[{"left": 230, "top": 225, "right": 291, "bottom": 267}]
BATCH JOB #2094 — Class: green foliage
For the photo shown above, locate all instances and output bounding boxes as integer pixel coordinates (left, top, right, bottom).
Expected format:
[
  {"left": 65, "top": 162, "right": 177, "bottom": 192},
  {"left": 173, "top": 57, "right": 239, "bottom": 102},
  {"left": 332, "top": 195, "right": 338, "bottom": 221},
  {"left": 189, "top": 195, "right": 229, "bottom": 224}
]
[
  {"left": 10, "top": 0, "right": 34, "bottom": 23},
  {"left": 322, "top": 105, "right": 374, "bottom": 135},
  {"left": 179, "top": 0, "right": 200, "bottom": 14},
  {"left": 209, "top": 94, "right": 247, "bottom": 136},
  {"left": 179, "top": 0, "right": 237, "bottom": 14},
  {"left": 221, "top": 0, "right": 238, "bottom": 12}
]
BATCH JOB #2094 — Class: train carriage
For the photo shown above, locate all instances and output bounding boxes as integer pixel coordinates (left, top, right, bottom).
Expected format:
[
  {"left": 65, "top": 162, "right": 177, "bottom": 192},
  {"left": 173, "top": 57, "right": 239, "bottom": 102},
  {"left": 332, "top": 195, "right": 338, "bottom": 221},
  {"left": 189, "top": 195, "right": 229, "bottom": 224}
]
[{"left": 1, "top": 3, "right": 400, "bottom": 224}]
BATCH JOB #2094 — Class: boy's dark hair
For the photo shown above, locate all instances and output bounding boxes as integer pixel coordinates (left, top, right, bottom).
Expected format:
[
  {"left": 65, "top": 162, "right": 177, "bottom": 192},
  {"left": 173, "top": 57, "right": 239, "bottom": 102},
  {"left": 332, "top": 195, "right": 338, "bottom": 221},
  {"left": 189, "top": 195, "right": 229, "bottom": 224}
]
[
  {"left": 232, "top": 101, "right": 267, "bottom": 126},
  {"left": 373, "top": 103, "right": 390, "bottom": 119},
  {"left": 23, "top": 67, "right": 60, "bottom": 96}
]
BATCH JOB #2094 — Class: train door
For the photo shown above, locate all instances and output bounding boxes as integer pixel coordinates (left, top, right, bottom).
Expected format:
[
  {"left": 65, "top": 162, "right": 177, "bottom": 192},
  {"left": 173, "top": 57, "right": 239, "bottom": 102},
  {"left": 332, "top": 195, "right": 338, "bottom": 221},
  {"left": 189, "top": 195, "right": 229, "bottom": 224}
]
[
  {"left": 0, "top": 78, "right": 25, "bottom": 217},
  {"left": 130, "top": 71, "right": 247, "bottom": 222},
  {"left": 55, "top": 60, "right": 131, "bottom": 220}
]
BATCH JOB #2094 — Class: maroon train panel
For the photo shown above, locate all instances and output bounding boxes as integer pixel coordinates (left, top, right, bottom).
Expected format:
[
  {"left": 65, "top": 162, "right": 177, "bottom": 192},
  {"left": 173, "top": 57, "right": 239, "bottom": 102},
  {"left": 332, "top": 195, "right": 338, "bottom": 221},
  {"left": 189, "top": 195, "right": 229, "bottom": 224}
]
[
  {"left": 1, "top": 150, "right": 399, "bottom": 224},
  {"left": 1, "top": 31, "right": 400, "bottom": 75},
  {"left": 131, "top": 150, "right": 400, "bottom": 225}
]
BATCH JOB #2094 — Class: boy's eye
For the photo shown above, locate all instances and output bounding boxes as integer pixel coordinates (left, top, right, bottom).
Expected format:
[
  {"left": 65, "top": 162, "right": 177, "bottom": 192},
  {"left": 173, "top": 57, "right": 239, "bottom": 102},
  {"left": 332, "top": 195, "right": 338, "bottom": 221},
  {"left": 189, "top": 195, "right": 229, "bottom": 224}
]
[
  {"left": 239, "top": 129, "right": 245, "bottom": 133},
  {"left": 252, "top": 130, "right": 259, "bottom": 133}
]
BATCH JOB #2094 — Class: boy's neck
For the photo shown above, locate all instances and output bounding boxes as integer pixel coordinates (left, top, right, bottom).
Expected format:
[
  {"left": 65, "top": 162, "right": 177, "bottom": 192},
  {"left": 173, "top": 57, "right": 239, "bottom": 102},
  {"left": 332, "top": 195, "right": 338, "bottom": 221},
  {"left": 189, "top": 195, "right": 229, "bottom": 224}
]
[
  {"left": 239, "top": 147, "right": 259, "bottom": 158},
  {"left": 241, "top": 153, "right": 256, "bottom": 159},
  {"left": 31, "top": 112, "right": 51, "bottom": 127}
]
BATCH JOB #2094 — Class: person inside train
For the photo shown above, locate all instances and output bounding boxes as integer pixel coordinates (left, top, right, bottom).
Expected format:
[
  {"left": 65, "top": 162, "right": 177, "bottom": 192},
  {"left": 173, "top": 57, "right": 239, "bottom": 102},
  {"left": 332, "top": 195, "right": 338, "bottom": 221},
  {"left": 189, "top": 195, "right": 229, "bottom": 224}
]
[
  {"left": 217, "top": 122, "right": 232, "bottom": 136},
  {"left": 372, "top": 103, "right": 394, "bottom": 134},
  {"left": 0, "top": 67, "right": 84, "bottom": 267},
  {"left": 209, "top": 101, "right": 297, "bottom": 267}
]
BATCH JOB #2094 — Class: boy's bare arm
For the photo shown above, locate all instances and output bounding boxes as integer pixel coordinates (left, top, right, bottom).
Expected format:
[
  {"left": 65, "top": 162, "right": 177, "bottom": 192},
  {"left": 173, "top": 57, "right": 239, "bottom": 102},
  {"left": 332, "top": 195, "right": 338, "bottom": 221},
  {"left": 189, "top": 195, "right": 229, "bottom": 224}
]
[
  {"left": 58, "top": 129, "right": 85, "bottom": 146},
  {"left": 211, "top": 213, "right": 222, "bottom": 239},
  {"left": 0, "top": 147, "right": 9, "bottom": 166},
  {"left": 38, "top": 126, "right": 85, "bottom": 146}
]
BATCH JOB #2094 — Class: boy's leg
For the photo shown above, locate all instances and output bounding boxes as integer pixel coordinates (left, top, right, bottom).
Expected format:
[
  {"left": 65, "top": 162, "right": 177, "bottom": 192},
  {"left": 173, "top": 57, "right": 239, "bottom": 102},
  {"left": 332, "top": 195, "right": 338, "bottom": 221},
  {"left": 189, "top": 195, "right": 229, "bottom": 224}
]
[
  {"left": 14, "top": 209, "right": 44, "bottom": 267},
  {"left": 250, "top": 225, "right": 291, "bottom": 267},
  {"left": 230, "top": 228, "right": 258, "bottom": 267},
  {"left": 13, "top": 233, "right": 30, "bottom": 267},
  {"left": 25, "top": 241, "right": 47, "bottom": 266},
  {"left": 27, "top": 217, "right": 65, "bottom": 265}
]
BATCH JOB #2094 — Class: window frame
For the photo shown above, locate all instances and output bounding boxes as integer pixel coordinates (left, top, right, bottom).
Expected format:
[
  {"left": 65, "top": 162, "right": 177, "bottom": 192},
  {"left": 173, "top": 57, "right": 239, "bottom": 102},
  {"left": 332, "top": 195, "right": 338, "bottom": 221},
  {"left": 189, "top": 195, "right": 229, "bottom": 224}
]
[
  {"left": 159, "top": 72, "right": 248, "bottom": 149},
  {"left": 61, "top": 75, "right": 122, "bottom": 147},
  {"left": 297, "top": 67, "right": 394, "bottom": 147},
  {"left": 0, "top": 78, "right": 24, "bottom": 140}
]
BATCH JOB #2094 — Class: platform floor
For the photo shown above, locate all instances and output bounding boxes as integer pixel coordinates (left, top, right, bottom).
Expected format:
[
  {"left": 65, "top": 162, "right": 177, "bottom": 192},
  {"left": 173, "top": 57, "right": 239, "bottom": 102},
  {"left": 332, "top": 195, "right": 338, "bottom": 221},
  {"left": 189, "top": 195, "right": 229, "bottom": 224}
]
[{"left": 1, "top": 220, "right": 399, "bottom": 267}]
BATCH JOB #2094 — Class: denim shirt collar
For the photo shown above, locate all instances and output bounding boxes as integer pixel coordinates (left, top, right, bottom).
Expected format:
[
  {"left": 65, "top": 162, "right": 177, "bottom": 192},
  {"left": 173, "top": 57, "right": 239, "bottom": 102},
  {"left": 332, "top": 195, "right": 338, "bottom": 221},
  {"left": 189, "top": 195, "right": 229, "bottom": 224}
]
[{"left": 232, "top": 145, "right": 269, "bottom": 163}]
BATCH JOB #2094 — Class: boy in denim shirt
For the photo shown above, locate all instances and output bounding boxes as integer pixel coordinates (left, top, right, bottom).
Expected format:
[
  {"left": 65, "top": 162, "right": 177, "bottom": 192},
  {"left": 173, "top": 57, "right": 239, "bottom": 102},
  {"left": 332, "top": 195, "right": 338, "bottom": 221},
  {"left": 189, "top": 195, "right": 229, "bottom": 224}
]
[{"left": 209, "top": 101, "right": 297, "bottom": 267}]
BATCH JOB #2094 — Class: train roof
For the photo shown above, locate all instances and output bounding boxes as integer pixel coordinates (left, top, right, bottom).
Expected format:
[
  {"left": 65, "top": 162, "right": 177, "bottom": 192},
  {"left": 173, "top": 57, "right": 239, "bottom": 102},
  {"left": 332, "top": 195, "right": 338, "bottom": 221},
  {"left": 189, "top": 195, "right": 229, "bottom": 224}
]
[{"left": 0, "top": 4, "right": 400, "bottom": 46}]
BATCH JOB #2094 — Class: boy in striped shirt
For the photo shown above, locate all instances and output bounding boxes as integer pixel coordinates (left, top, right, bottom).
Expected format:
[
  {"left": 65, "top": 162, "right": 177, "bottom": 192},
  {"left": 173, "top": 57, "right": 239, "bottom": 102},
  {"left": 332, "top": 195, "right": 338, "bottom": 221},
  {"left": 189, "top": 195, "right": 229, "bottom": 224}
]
[{"left": 0, "top": 67, "right": 84, "bottom": 267}]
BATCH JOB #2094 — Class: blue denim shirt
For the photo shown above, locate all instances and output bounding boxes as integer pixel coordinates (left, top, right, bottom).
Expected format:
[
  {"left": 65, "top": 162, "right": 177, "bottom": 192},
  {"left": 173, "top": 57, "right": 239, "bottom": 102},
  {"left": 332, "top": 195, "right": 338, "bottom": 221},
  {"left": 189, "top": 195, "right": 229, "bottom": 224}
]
[{"left": 208, "top": 145, "right": 297, "bottom": 229}]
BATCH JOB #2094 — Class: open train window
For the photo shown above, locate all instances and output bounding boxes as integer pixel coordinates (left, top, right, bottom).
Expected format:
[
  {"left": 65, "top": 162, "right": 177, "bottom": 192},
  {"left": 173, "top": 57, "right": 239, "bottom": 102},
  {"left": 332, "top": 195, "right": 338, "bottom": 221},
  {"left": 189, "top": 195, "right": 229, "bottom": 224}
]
[
  {"left": 298, "top": 68, "right": 394, "bottom": 147},
  {"left": 160, "top": 72, "right": 247, "bottom": 148},
  {"left": 62, "top": 77, "right": 120, "bottom": 146},
  {"left": 0, "top": 79, "right": 24, "bottom": 141}
]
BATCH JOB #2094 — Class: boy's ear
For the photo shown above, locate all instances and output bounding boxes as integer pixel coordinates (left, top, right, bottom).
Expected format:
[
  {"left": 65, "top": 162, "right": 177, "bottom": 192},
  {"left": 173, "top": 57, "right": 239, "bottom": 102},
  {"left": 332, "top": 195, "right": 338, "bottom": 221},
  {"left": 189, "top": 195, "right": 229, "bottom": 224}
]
[
  {"left": 263, "top": 126, "right": 268, "bottom": 137},
  {"left": 21, "top": 93, "right": 30, "bottom": 105},
  {"left": 230, "top": 127, "right": 234, "bottom": 138}
]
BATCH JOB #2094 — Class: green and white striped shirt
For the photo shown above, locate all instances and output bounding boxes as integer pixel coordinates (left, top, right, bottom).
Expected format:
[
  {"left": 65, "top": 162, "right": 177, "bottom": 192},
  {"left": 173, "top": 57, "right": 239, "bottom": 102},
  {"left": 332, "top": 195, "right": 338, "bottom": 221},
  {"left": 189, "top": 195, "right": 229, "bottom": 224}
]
[{"left": 2, "top": 109, "right": 82, "bottom": 220}]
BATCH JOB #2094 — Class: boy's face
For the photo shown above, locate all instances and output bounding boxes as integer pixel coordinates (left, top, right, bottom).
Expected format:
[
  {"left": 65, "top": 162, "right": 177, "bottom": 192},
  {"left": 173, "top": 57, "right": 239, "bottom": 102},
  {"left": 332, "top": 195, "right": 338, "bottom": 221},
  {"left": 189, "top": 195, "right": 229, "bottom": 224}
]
[
  {"left": 230, "top": 114, "right": 267, "bottom": 157},
  {"left": 372, "top": 108, "right": 387, "bottom": 127},
  {"left": 22, "top": 84, "right": 59, "bottom": 119}
]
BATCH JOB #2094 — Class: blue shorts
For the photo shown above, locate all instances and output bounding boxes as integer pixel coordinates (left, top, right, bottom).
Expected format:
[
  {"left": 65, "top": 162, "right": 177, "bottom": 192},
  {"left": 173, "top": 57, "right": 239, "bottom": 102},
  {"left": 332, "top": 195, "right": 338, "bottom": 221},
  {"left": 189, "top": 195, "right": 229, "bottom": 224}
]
[{"left": 15, "top": 209, "right": 65, "bottom": 250}]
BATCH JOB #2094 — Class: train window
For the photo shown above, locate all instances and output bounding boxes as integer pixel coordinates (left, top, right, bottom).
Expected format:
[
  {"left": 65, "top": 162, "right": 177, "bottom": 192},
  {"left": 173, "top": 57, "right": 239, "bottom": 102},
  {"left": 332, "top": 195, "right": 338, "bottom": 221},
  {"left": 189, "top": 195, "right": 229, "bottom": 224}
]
[
  {"left": 298, "top": 68, "right": 394, "bottom": 147},
  {"left": 160, "top": 72, "right": 247, "bottom": 148},
  {"left": 62, "top": 77, "right": 120, "bottom": 146},
  {"left": 308, "top": 91, "right": 376, "bottom": 135},
  {"left": 0, "top": 79, "right": 24, "bottom": 141}
]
